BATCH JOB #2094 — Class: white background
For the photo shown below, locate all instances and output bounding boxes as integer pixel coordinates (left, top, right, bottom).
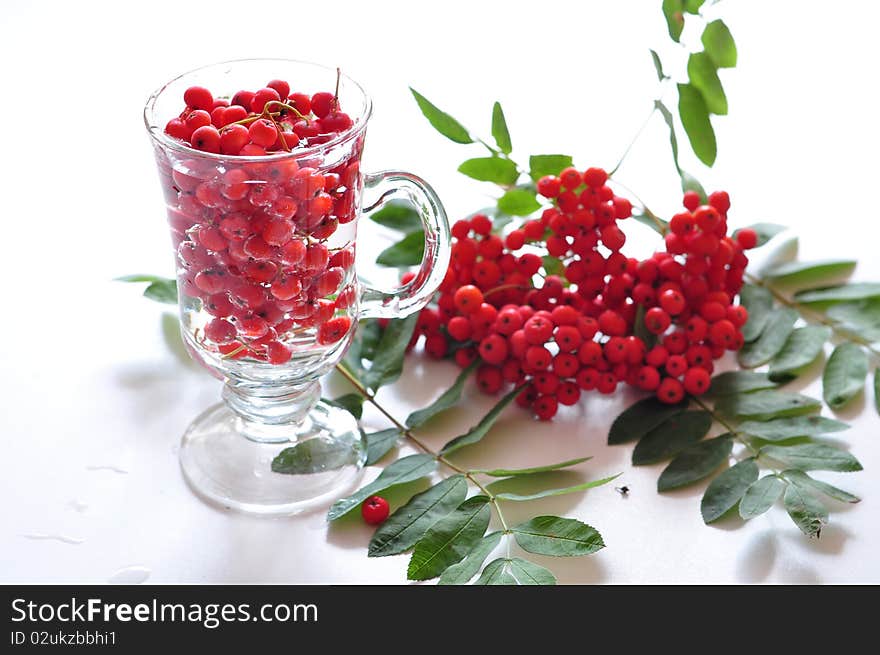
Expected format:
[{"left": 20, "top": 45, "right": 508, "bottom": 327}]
[{"left": 1, "top": 0, "right": 878, "bottom": 584}]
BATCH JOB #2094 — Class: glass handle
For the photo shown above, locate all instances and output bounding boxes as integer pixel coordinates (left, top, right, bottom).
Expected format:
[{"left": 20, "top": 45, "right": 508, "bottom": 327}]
[{"left": 358, "top": 171, "right": 451, "bottom": 320}]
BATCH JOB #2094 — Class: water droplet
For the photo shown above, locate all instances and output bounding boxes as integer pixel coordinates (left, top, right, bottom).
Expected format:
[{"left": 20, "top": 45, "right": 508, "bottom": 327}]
[
  {"left": 86, "top": 464, "right": 129, "bottom": 474},
  {"left": 108, "top": 566, "right": 151, "bottom": 584},
  {"left": 24, "top": 533, "right": 85, "bottom": 545}
]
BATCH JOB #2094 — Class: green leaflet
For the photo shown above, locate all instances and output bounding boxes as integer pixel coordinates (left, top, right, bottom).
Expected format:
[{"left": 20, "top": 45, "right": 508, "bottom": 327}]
[
  {"left": 650, "top": 49, "right": 666, "bottom": 81},
  {"left": 368, "top": 476, "right": 468, "bottom": 557},
  {"left": 763, "top": 259, "right": 856, "bottom": 285},
  {"left": 367, "top": 202, "right": 422, "bottom": 232},
  {"left": 633, "top": 212, "right": 671, "bottom": 235},
  {"left": 458, "top": 157, "right": 519, "bottom": 185},
  {"left": 342, "top": 319, "right": 383, "bottom": 381},
  {"left": 701, "top": 458, "right": 759, "bottom": 523},
  {"left": 440, "top": 385, "right": 522, "bottom": 455},
  {"left": 702, "top": 19, "right": 737, "bottom": 68},
  {"left": 827, "top": 300, "right": 880, "bottom": 342},
  {"left": 768, "top": 326, "right": 832, "bottom": 382},
  {"left": 409, "top": 88, "right": 472, "bottom": 144},
  {"left": 662, "top": 0, "right": 685, "bottom": 42},
  {"left": 272, "top": 437, "right": 361, "bottom": 475},
  {"left": 325, "top": 393, "right": 363, "bottom": 420},
  {"left": 737, "top": 415, "right": 849, "bottom": 442},
  {"left": 511, "top": 516, "right": 604, "bottom": 557},
  {"left": 794, "top": 282, "right": 880, "bottom": 304},
  {"left": 407, "top": 496, "right": 490, "bottom": 580},
  {"left": 497, "top": 188, "right": 540, "bottom": 216},
  {"left": 473, "top": 456, "right": 592, "bottom": 477},
  {"left": 364, "top": 428, "right": 401, "bottom": 466},
  {"left": 783, "top": 469, "right": 860, "bottom": 504},
  {"left": 687, "top": 52, "right": 727, "bottom": 115},
  {"left": 360, "top": 313, "right": 421, "bottom": 391},
  {"left": 760, "top": 443, "right": 862, "bottom": 473},
  {"left": 494, "top": 474, "right": 620, "bottom": 502},
  {"left": 406, "top": 360, "right": 478, "bottom": 428},
  {"left": 542, "top": 255, "right": 566, "bottom": 278},
  {"left": 739, "top": 284, "right": 774, "bottom": 342},
  {"left": 677, "top": 83, "right": 716, "bottom": 166},
  {"left": 784, "top": 483, "right": 828, "bottom": 537},
  {"left": 327, "top": 454, "right": 437, "bottom": 521},
  {"left": 632, "top": 410, "right": 712, "bottom": 465},
  {"left": 685, "top": 0, "right": 705, "bottom": 14},
  {"left": 438, "top": 532, "right": 502, "bottom": 585},
  {"left": 116, "top": 275, "right": 179, "bottom": 304},
  {"left": 739, "top": 475, "right": 787, "bottom": 519},
  {"left": 528, "top": 154, "right": 573, "bottom": 181},
  {"left": 491, "top": 102, "right": 512, "bottom": 154},
  {"left": 823, "top": 343, "right": 868, "bottom": 409},
  {"left": 608, "top": 396, "right": 687, "bottom": 445},
  {"left": 709, "top": 371, "right": 778, "bottom": 396},
  {"left": 657, "top": 435, "right": 733, "bottom": 491},
  {"left": 737, "top": 307, "right": 798, "bottom": 368},
  {"left": 376, "top": 230, "right": 425, "bottom": 267},
  {"left": 475, "top": 558, "right": 556, "bottom": 585},
  {"left": 714, "top": 390, "right": 821, "bottom": 421}
]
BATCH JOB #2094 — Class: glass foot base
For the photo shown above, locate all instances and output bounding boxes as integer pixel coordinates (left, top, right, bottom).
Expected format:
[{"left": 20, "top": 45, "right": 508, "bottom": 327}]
[{"left": 179, "top": 401, "right": 364, "bottom": 516}]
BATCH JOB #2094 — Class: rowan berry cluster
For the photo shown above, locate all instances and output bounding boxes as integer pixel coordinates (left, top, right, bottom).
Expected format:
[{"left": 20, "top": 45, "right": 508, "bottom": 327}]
[
  {"left": 159, "top": 82, "right": 361, "bottom": 365},
  {"left": 407, "top": 166, "right": 757, "bottom": 419}
]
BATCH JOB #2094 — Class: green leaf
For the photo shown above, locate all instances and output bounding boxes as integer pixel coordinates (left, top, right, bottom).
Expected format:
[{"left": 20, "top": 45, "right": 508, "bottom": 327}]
[
  {"left": 375, "top": 230, "right": 425, "bottom": 267},
  {"left": 406, "top": 361, "right": 477, "bottom": 429},
  {"left": 438, "top": 532, "right": 502, "bottom": 585},
  {"left": 827, "top": 300, "right": 880, "bottom": 342},
  {"left": 768, "top": 326, "right": 832, "bottom": 382},
  {"left": 702, "top": 19, "right": 737, "bottom": 68},
  {"left": 272, "top": 437, "right": 360, "bottom": 475},
  {"left": 327, "top": 454, "right": 437, "bottom": 521},
  {"left": 687, "top": 52, "right": 727, "bottom": 115},
  {"left": 364, "top": 428, "right": 401, "bottom": 466},
  {"left": 512, "top": 516, "right": 604, "bottom": 557},
  {"left": 823, "top": 343, "right": 868, "bottom": 409},
  {"left": 497, "top": 188, "right": 541, "bottom": 216},
  {"left": 684, "top": 0, "right": 705, "bottom": 13},
  {"left": 784, "top": 483, "right": 827, "bottom": 537},
  {"left": 739, "top": 475, "right": 787, "bottom": 519},
  {"left": 662, "top": 0, "right": 685, "bottom": 42},
  {"left": 739, "top": 284, "right": 774, "bottom": 342},
  {"left": 407, "top": 496, "right": 491, "bottom": 580},
  {"left": 528, "top": 154, "right": 574, "bottom": 181},
  {"left": 325, "top": 393, "right": 363, "bottom": 420},
  {"left": 761, "top": 443, "right": 863, "bottom": 472},
  {"left": 677, "top": 83, "right": 716, "bottom": 166},
  {"left": 143, "top": 280, "right": 178, "bottom": 304},
  {"left": 361, "top": 313, "right": 421, "bottom": 391},
  {"left": 654, "top": 100, "right": 681, "bottom": 174},
  {"left": 737, "top": 307, "right": 798, "bottom": 368},
  {"left": 738, "top": 415, "right": 849, "bottom": 441},
  {"left": 632, "top": 212, "right": 670, "bottom": 235},
  {"left": 650, "top": 49, "right": 666, "bottom": 81},
  {"left": 542, "top": 255, "right": 565, "bottom": 277},
  {"left": 701, "top": 458, "right": 759, "bottom": 523},
  {"left": 734, "top": 223, "right": 787, "bottom": 248},
  {"left": 491, "top": 102, "right": 512, "bottom": 154},
  {"left": 369, "top": 476, "right": 468, "bottom": 557},
  {"left": 473, "top": 456, "right": 592, "bottom": 477},
  {"left": 475, "top": 558, "right": 557, "bottom": 585},
  {"left": 715, "top": 390, "right": 821, "bottom": 421},
  {"left": 440, "top": 385, "right": 522, "bottom": 455},
  {"left": 495, "top": 474, "right": 621, "bottom": 502},
  {"left": 658, "top": 435, "right": 733, "bottom": 491},
  {"left": 632, "top": 411, "right": 712, "bottom": 465},
  {"left": 342, "top": 319, "right": 382, "bottom": 380},
  {"left": 764, "top": 259, "right": 856, "bottom": 285},
  {"left": 608, "top": 396, "right": 687, "bottom": 445},
  {"left": 409, "top": 88, "right": 472, "bottom": 144},
  {"left": 368, "top": 202, "right": 422, "bottom": 232},
  {"left": 458, "top": 157, "right": 519, "bottom": 185},
  {"left": 783, "top": 469, "right": 860, "bottom": 504},
  {"left": 795, "top": 282, "right": 880, "bottom": 305},
  {"left": 116, "top": 274, "right": 172, "bottom": 283},
  {"left": 709, "top": 371, "right": 779, "bottom": 396}
]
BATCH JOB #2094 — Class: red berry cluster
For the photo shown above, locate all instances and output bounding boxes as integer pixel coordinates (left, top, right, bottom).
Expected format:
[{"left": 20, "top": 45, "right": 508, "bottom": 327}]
[
  {"left": 406, "top": 166, "right": 758, "bottom": 419},
  {"left": 164, "top": 79, "right": 352, "bottom": 155},
  {"left": 158, "top": 82, "right": 362, "bottom": 365}
]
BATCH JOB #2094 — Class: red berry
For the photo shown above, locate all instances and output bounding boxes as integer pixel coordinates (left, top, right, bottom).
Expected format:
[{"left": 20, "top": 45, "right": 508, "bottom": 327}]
[
  {"left": 683, "top": 367, "right": 711, "bottom": 395},
  {"left": 205, "top": 318, "right": 237, "bottom": 344},
  {"left": 657, "top": 377, "right": 685, "bottom": 404},
  {"left": 318, "top": 316, "right": 352, "bottom": 345},
  {"left": 525, "top": 345, "right": 552, "bottom": 371},
  {"left": 665, "top": 355, "right": 688, "bottom": 377},
  {"left": 598, "top": 310, "right": 626, "bottom": 337},
  {"left": 477, "top": 365, "right": 504, "bottom": 394},
  {"left": 524, "top": 315, "right": 554, "bottom": 344},
  {"left": 736, "top": 228, "right": 758, "bottom": 249},
  {"left": 583, "top": 167, "right": 608, "bottom": 188},
  {"left": 267, "top": 341, "right": 292, "bottom": 365},
  {"left": 537, "top": 175, "right": 562, "bottom": 198},
  {"left": 184, "top": 86, "right": 214, "bottom": 111},
  {"left": 559, "top": 167, "right": 583, "bottom": 190},
  {"left": 682, "top": 191, "right": 701, "bottom": 212},
  {"left": 470, "top": 214, "right": 492, "bottom": 236},
  {"left": 708, "top": 190, "right": 731, "bottom": 213},
  {"left": 424, "top": 334, "right": 449, "bottom": 359},
  {"left": 478, "top": 334, "right": 509, "bottom": 365},
  {"left": 251, "top": 87, "right": 282, "bottom": 114},
  {"left": 453, "top": 285, "right": 484, "bottom": 315},
  {"left": 659, "top": 289, "right": 686, "bottom": 316},
  {"left": 533, "top": 394, "right": 559, "bottom": 420},
  {"left": 447, "top": 316, "right": 473, "bottom": 341},
  {"left": 361, "top": 495, "right": 390, "bottom": 525},
  {"left": 266, "top": 79, "right": 291, "bottom": 100},
  {"left": 190, "top": 125, "right": 221, "bottom": 153},
  {"left": 644, "top": 307, "right": 671, "bottom": 335},
  {"left": 311, "top": 92, "right": 336, "bottom": 118}
]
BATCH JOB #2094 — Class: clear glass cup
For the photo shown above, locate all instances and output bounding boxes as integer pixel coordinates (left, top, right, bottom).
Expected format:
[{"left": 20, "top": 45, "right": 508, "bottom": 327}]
[{"left": 143, "top": 59, "right": 450, "bottom": 515}]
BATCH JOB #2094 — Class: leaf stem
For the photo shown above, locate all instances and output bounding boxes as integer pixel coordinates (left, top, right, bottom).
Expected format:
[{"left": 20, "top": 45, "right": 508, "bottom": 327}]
[
  {"left": 609, "top": 178, "right": 669, "bottom": 235},
  {"left": 609, "top": 104, "right": 658, "bottom": 176},
  {"left": 334, "top": 362, "right": 511, "bottom": 532}
]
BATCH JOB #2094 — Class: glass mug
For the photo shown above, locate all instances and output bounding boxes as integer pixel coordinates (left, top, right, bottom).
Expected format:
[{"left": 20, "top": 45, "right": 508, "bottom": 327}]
[{"left": 143, "top": 59, "right": 450, "bottom": 515}]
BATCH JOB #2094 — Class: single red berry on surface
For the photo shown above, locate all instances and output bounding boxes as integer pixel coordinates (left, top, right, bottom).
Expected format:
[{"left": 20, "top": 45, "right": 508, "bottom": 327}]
[
  {"left": 683, "top": 367, "right": 711, "bottom": 395},
  {"left": 361, "top": 496, "right": 390, "bottom": 525},
  {"left": 657, "top": 377, "right": 685, "bottom": 404},
  {"left": 682, "top": 190, "right": 701, "bottom": 212},
  {"left": 736, "top": 228, "right": 758, "bottom": 249},
  {"left": 184, "top": 86, "right": 214, "bottom": 111}
]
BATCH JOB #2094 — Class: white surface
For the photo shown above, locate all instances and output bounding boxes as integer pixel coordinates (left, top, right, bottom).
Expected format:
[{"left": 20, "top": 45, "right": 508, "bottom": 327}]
[{"left": 1, "top": 0, "right": 879, "bottom": 584}]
